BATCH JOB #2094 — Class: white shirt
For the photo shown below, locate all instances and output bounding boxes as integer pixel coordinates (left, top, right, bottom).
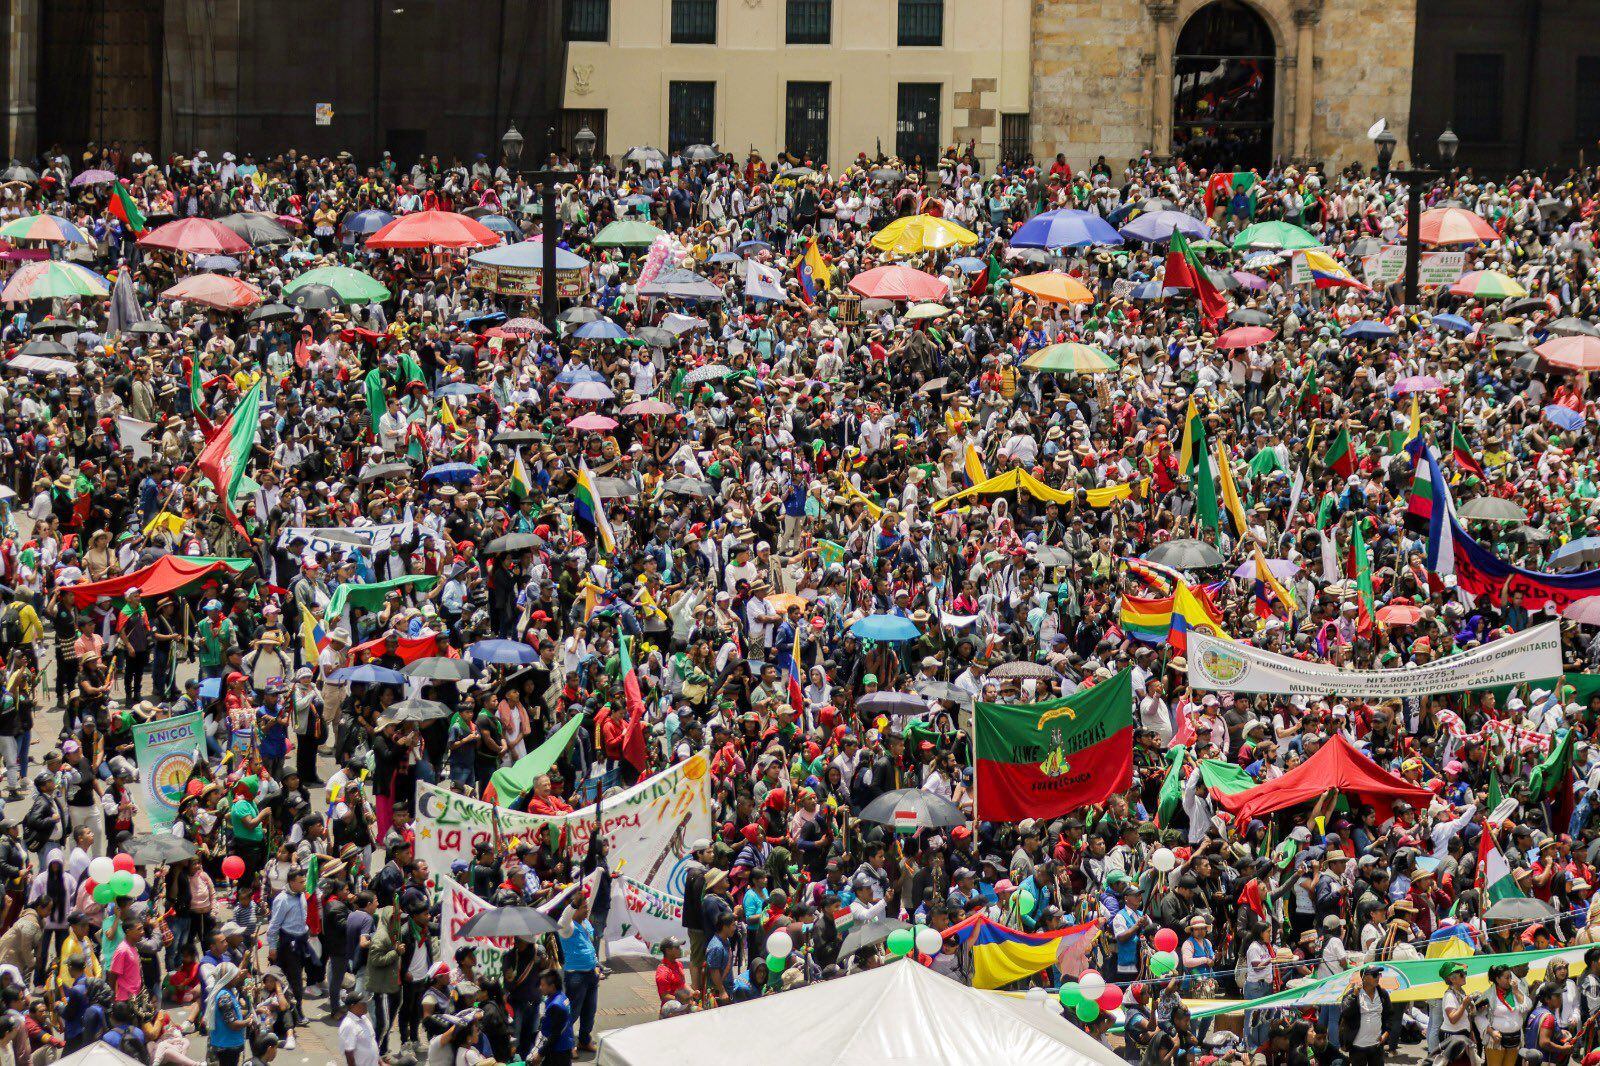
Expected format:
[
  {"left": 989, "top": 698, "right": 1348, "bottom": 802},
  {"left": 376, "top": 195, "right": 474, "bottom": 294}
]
[{"left": 340, "top": 1010, "right": 381, "bottom": 1066}]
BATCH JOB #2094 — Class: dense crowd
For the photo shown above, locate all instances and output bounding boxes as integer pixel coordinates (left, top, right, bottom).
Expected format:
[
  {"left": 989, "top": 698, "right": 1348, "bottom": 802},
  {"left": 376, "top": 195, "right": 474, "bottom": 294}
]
[{"left": 0, "top": 133, "right": 1597, "bottom": 1066}]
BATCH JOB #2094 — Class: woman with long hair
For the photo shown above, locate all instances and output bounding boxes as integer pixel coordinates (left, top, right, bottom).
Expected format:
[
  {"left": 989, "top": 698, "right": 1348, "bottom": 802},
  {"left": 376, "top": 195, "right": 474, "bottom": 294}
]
[{"left": 27, "top": 847, "right": 75, "bottom": 985}]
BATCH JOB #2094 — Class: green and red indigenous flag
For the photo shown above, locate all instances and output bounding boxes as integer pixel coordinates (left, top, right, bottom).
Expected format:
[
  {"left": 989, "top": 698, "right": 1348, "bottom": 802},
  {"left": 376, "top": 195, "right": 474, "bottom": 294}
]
[
  {"left": 1477, "top": 824, "right": 1525, "bottom": 903},
  {"left": 1529, "top": 728, "right": 1577, "bottom": 829},
  {"left": 1452, "top": 422, "right": 1484, "bottom": 477},
  {"left": 108, "top": 180, "right": 147, "bottom": 234},
  {"left": 195, "top": 380, "right": 263, "bottom": 537},
  {"left": 188, "top": 361, "right": 216, "bottom": 439},
  {"left": 1322, "top": 425, "right": 1355, "bottom": 478},
  {"left": 1204, "top": 171, "right": 1258, "bottom": 218},
  {"left": 1163, "top": 230, "right": 1228, "bottom": 326},
  {"left": 1350, "top": 517, "right": 1377, "bottom": 638},
  {"left": 1157, "top": 745, "right": 1188, "bottom": 827},
  {"left": 974, "top": 668, "right": 1134, "bottom": 822},
  {"left": 617, "top": 636, "right": 648, "bottom": 773},
  {"left": 1296, "top": 364, "right": 1320, "bottom": 410}
]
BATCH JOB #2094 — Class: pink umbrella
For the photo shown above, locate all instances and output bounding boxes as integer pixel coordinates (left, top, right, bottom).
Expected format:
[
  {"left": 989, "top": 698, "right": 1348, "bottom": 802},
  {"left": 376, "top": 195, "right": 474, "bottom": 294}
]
[
  {"left": 569, "top": 413, "right": 618, "bottom": 432},
  {"left": 1538, "top": 335, "right": 1600, "bottom": 371},
  {"left": 70, "top": 169, "right": 116, "bottom": 187},
  {"left": 138, "top": 218, "right": 251, "bottom": 256},
  {"left": 1391, "top": 375, "right": 1447, "bottom": 396},
  {"left": 1418, "top": 207, "right": 1499, "bottom": 246},
  {"left": 275, "top": 214, "right": 303, "bottom": 229},
  {"left": 501, "top": 317, "right": 549, "bottom": 336},
  {"left": 621, "top": 399, "right": 677, "bottom": 416},
  {"left": 160, "top": 274, "right": 263, "bottom": 311},
  {"left": 365, "top": 210, "right": 501, "bottom": 250},
  {"left": 1215, "top": 326, "right": 1275, "bottom": 350},
  {"left": 847, "top": 264, "right": 947, "bottom": 302},
  {"left": 1231, "top": 271, "right": 1270, "bottom": 291}
]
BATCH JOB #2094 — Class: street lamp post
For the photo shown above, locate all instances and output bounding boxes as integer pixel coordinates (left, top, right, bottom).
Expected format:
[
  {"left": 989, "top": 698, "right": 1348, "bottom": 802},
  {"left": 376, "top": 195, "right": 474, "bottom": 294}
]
[
  {"left": 1374, "top": 126, "right": 1460, "bottom": 307},
  {"left": 502, "top": 122, "right": 580, "bottom": 334}
]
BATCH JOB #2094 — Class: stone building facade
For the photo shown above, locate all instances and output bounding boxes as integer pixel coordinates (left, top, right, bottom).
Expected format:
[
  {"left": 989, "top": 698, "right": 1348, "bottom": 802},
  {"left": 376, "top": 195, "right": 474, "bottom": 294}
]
[{"left": 1029, "top": 0, "right": 1418, "bottom": 172}]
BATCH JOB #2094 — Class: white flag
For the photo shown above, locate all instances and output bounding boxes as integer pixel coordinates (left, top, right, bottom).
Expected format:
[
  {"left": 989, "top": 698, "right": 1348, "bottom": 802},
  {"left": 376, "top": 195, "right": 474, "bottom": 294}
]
[
  {"left": 115, "top": 415, "right": 158, "bottom": 460},
  {"left": 744, "top": 260, "right": 788, "bottom": 302}
]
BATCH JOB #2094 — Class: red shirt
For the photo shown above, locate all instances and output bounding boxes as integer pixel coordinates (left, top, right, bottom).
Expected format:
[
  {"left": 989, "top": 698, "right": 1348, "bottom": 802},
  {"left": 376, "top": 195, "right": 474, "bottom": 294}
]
[{"left": 655, "top": 958, "right": 687, "bottom": 1003}]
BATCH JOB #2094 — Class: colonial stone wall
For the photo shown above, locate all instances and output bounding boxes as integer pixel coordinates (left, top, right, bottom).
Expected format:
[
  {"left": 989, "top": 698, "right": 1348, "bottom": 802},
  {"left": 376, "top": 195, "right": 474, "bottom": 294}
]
[{"left": 1030, "top": 0, "right": 1416, "bottom": 172}]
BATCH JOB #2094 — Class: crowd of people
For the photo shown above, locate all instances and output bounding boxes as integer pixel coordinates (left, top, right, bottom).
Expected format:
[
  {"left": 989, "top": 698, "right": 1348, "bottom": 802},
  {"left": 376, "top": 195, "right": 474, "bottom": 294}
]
[{"left": 0, "top": 132, "right": 1595, "bottom": 1066}]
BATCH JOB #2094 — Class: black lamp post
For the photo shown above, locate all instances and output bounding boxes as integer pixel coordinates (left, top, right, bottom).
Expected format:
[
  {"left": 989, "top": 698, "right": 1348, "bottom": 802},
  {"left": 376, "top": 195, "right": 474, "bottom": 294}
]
[
  {"left": 502, "top": 121, "right": 579, "bottom": 334},
  {"left": 574, "top": 124, "right": 597, "bottom": 171},
  {"left": 1375, "top": 126, "right": 1460, "bottom": 307}
]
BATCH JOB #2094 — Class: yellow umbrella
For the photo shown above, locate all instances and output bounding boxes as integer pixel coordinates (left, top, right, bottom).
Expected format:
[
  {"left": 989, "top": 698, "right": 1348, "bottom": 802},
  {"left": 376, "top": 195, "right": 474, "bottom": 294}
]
[
  {"left": 767, "top": 593, "right": 809, "bottom": 613},
  {"left": 871, "top": 214, "right": 979, "bottom": 255},
  {"left": 1011, "top": 272, "right": 1095, "bottom": 306}
]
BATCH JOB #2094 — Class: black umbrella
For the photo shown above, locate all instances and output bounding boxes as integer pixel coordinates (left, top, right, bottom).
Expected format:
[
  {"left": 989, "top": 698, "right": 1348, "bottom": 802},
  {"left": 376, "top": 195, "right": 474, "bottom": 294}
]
[
  {"left": 458, "top": 907, "right": 558, "bottom": 939},
  {"left": 127, "top": 321, "right": 171, "bottom": 336},
  {"left": 248, "top": 303, "right": 296, "bottom": 322},
  {"left": 492, "top": 429, "right": 543, "bottom": 445},
  {"left": 383, "top": 698, "right": 452, "bottom": 723},
  {"left": 1228, "top": 308, "right": 1273, "bottom": 326},
  {"left": 917, "top": 376, "right": 950, "bottom": 394},
  {"left": 594, "top": 476, "right": 641, "bottom": 499},
  {"left": 485, "top": 532, "right": 545, "bottom": 554},
  {"left": 29, "top": 318, "right": 87, "bottom": 335},
  {"left": 1144, "top": 538, "right": 1225, "bottom": 569},
  {"left": 663, "top": 477, "right": 714, "bottom": 497},
  {"left": 1548, "top": 317, "right": 1600, "bottom": 338},
  {"left": 403, "top": 656, "right": 476, "bottom": 681},
  {"left": 1484, "top": 896, "right": 1552, "bottom": 923},
  {"left": 839, "top": 917, "right": 909, "bottom": 957},
  {"left": 869, "top": 168, "right": 904, "bottom": 182},
  {"left": 857, "top": 691, "right": 930, "bottom": 717},
  {"left": 359, "top": 462, "right": 411, "bottom": 483},
  {"left": 125, "top": 833, "right": 198, "bottom": 865},
  {"left": 858, "top": 787, "right": 968, "bottom": 831},
  {"left": 17, "top": 338, "right": 70, "bottom": 358},
  {"left": 218, "top": 211, "right": 293, "bottom": 246},
  {"left": 1513, "top": 352, "right": 1540, "bottom": 371},
  {"left": 1503, "top": 297, "right": 1550, "bottom": 316},
  {"left": 286, "top": 283, "right": 345, "bottom": 310}
]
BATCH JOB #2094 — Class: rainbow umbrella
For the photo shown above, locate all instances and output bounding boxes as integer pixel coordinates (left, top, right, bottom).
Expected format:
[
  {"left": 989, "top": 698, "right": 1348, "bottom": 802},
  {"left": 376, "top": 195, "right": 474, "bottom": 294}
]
[
  {"left": 1449, "top": 270, "right": 1527, "bottom": 300},
  {"left": 1022, "top": 343, "right": 1117, "bottom": 374},
  {"left": 0, "top": 261, "right": 109, "bottom": 303},
  {"left": 0, "top": 214, "right": 90, "bottom": 244}
]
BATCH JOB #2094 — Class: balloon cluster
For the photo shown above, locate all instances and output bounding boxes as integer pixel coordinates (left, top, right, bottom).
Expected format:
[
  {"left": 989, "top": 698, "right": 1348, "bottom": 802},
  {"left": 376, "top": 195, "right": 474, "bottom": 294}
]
[
  {"left": 84, "top": 853, "right": 145, "bottom": 906},
  {"left": 1057, "top": 970, "right": 1123, "bottom": 1023}
]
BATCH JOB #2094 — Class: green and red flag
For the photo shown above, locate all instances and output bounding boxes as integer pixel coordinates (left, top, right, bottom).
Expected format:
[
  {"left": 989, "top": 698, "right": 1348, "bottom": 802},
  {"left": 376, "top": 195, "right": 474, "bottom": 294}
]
[
  {"left": 108, "top": 180, "right": 147, "bottom": 235},
  {"left": 1204, "top": 171, "right": 1258, "bottom": 218},
  {"left": 195, "top": 380, "right": 263, "bottom": 537},
  {"left": 1156, "top": 745, "right": 1188, "bottom": 827},
  {"left": 1322, "top": 424, "right": 1355, "bottom": 478},
  {"left": 974, "top": 668, "right": 1134, "bottom": 822},
  {"left": 1529, "top": 728, "right": 1576, "bottom": 829},
  {"left": 187, "top": 360, "right": 216, "bottom": 439},
  {"left": 1187, "top": 409, "right": 1220, "bottom": 535},
  {"left": 1163, "top": 230, "right": 1228, "bottom": 326},
  {"left": 1349, "top": 517, "right": 1377, "bottom": 638},
  {"left": 617, "top": 636, "right": 649, "bottom": 773},
  {"left": 1452, "top": 423, "right": 1484, "bottom": 477}
]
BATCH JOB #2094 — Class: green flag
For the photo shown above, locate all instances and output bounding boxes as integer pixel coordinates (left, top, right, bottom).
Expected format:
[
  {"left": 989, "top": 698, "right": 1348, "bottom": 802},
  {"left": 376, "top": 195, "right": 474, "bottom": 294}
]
[
  {"left": 489, "top": 713, "right": 587, "bottom": 804},
  {"left": 1157, "top": 745, "right": 1188, "bottom": 827},
  {"left": 399, "top": 353, "right": 426, "bottom": 389},
  {"left": 325, "top": 573, "right": 440, "bottom": 620},
  {"left": 1487, "top": 768, "right": 1504, "bottom": 811},
  {"left": 364, "top": 367, "right": 386, "bottom": 437},
  {"left": 1352, "top": 517, "right": 1377, "bottom": 632},
  {"left": 1199, "top": 758, "right": 1256, "bottom": 796},
  {"left": 109, "top": 179, "right": 147, "bottom": 234},
  {"left": 1189, "top": 414, "right": 1220, "bottom": 534}
]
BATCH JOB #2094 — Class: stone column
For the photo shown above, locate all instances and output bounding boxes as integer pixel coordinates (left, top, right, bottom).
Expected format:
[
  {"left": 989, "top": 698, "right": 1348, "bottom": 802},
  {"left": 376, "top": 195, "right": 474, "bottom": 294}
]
[
  {"left": 4, "top": 0, "right": 40, "bottom": 160},
  {"left": 1148, "top": 0, "right": 1178, "bottom": 157},
  {"left": 1292, "top": 2, "right": 1322, "bottom": 161}
]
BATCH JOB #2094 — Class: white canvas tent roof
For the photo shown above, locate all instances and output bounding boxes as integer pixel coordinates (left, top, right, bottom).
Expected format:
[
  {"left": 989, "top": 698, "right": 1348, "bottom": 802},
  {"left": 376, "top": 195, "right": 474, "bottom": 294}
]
[
  {"left": 54, "top": 1045, "right": 145, "bottom": 1066},
  {"left": 597, "top": 958, "right": 1127, "bottom": 1066}
]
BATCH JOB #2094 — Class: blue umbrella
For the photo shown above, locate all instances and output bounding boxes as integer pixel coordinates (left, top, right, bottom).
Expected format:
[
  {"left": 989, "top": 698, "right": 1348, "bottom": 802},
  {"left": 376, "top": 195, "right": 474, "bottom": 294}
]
[
  {"left": 1342, "top": 320, "right": 1395, "bottom": 340},
  {"left": 1127, "top": 280, "right": 1168, "bottom": 301},
  {"left": 467, "top": 639, "right": 539, "bottom": 665},
  {"left": 574, "top": 318, "right": 628, "bottom": 341},
  {"left": 330, "top": 664, "right": 407, "bottom": 686},
  {"left": 1548, "top": 536, "right": 1600, "bottom": 571},
  {"left": 707, "top": 251, "right": 743, "bottom": 266},
  {"left": 282, "top": 248, "right": 317, "bottom": 263},
  {"left": 554, "top": 366, "right": 606, "bottom": 385},
  {"left": 196, "top": 255, "right": 241, "bottom": 272},
  {"left": 1011, "top": 208, "right": 1124, "bottom": 249},
  {"left": 736, "top": 240, "right": 772, "bottom": 255},
  {"left": 425, "top": 462, "right": 480, "bottom": 482},
  {"left": 1431, "top": 313, "right": 1472, "bottom": 333},
  {"left": 437, "top": 383, "right": 483, "bottom": 397},
  {"left": 343, "top": 209, "right": 395, "bottom": 236},
  {"left": 849, "top": 614, "right": 921, "bottom": 642},
  {"left": 1542, "top": 404, "right": 1585, "bottom": 432},
  {"left": 477, "top": 214, "right": 519, "bottom": 235},
  {"left": 951, "top": 256, "right": 987, "bottom": 273},
  {"left": 1118, "top": 210, "right": 1212, "bottom": 243}
]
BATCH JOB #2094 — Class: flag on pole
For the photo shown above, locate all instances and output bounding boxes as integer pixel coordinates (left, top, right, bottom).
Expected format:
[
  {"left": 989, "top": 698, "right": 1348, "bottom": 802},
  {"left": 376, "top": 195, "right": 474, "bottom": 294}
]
[
  {"left": 617, "top": 636, "right": 648, "bottom": 773},
  {"left": 1350, "top": 518, "right": 1377, "bottom": 637},
  {"left": 1251, "top": 545, "right": 1297, "bottom": 617},
  {"left": 1452, "top": 423, "right": 1484, "bottom": 477},
  {"left": 1477, "top": 825, "right": 1526, "bottom": 902},
  {"left": 300, "top": 610, "right": 328, "bottom": 664},
  {"left": 744, "top": 259, "right": 788, "bottom": 302},
  {"left": 1189, "top": 412, "right": 1220, "bottom": 534},
  {"left": 363, "top": 367, "right": 386, "bottom": 438},
  {"left": 794, "top": 237, "right": 833, "bottom": 304},
  {"left": 1177, "top": 397, "right": 1201, "bottom": 475},
  {"left": 188, "top": 362, "right": 216, "bottom": 439},
  {"left": 1163, "top": 230, "right": 1228, "bottom": 325},
  {"left": 1214, "top": 437, "right": 1249, "bottom": 538},
  {"left": 508, "top": 450, "right": 532, "bottom": 498},
  {"left": 1322, "top": 425, "right": 1355, "bottom": 478},
  {"left": 195, "top": 381, "right": 264, "bottom": 537},
  {"left": 787, "top": 623, "right": 805, "bottom": 719},
  {"left": 573, "top": 458, "right": 617, "bottom": 555},
  {"left": 108, "top": 180, "right": 147, "bottom": 234}
]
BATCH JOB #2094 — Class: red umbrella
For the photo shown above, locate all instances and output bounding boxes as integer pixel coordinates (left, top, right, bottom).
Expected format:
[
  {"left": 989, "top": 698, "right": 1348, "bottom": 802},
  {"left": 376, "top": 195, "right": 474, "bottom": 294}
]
[
  {"left": 1417, "top": 207, "right": 1499, "bottom": 246},
  {"left": 1538, "top": 335, "right": 1600, "bottom": 371},
  {"left": 160, "top": 274, "right": 263, "bottom": 311},
  {"left": 847, "top": 264, "right": 947, "bottom": 302},
  {"left": 365, "top": 210, "right": 501, "bottom": 250},
  {"left": 138, "top": 218, "right": 251, "bottom": 256},
  {"left": 1376, "top": 602, "right": 1423, "bottom": 626},
  {"left": 1215, "top": 326, "right": 1275, "bottom": 350}
]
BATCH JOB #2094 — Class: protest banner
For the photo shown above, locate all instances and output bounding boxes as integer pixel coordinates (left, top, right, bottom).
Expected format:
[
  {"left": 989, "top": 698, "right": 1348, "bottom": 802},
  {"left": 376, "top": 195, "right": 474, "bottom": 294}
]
[
  {"left": 416, "top": 752, "right": 711, "bottom": 900},
  {"left": 131, "top": 712, "right": 204, "bottom": 827},
  {"left": 438, "top": 874, "right": 513, "bottom": 981},
  {"left": 612, "top": 875, "right": 687, "bottom": 955},
  {"left": 276, "top": 522, "right": 448, "bottom": 557},
  {"left": 1186, "top": 621, "right": 1561, "bottom": 697}
]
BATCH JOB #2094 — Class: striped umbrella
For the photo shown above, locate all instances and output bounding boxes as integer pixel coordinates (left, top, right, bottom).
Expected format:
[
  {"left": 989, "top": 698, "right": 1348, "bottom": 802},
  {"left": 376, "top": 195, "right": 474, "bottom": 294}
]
[
  {"left": 0, "top": 261, "right": 109, "bottom": 303},
  {"left": 1418, "top": 208, "right": 1499, "bottom": 246},
  {"left": 0, "top": 214, "right": 90, "bottom": 244},
  {"left": 1449, "top": 270, "right": 1527, "bottom": 300},
  {"left": 1021, "top": 343, "right": 1117, "bottom": 374}
]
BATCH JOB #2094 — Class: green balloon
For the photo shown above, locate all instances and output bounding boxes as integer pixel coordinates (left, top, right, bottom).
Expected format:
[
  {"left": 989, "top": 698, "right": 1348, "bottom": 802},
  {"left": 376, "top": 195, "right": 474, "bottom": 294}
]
[
  {"left": 1149, "top": 951, "right": 1178, "bottom": 977},
  {"left": 1076, "top": 1000, "right": 1102, "bottom": 1023},
  {"left": 92, "top": 882, "right": 116, "bottom": 905},
  {"left": 766, "top": 953, "right": 787, "bottom": 974},
  {"left": 109, "top": 871, "right": 135, "bottom": 897},
  {"left": 1058, "top": 983, "right": 1084, "bottom": 1008},
  {"left": 886, "top": 928, "right": 916, "bottom": 957},
  {"left": 1016, "top": 889, "right": 1037, "bottom": 916}
]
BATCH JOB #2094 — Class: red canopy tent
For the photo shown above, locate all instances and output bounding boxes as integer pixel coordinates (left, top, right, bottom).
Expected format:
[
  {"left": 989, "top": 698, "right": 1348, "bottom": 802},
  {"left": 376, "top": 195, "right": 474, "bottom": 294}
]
[
  {"left": 65, "top": 555, "right": 252, "bottom": 608},
  {"left": 1216, "top": 734, "right": 1433, "bottom": 823}
]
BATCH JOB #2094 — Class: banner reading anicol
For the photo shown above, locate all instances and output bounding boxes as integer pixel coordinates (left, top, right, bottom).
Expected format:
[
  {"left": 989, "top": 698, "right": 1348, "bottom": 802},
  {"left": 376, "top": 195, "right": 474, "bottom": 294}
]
[
  {"left": 438, "top": 874, "right": 513, "bottom": 981},
  {"left": 1186, "top": 622, "right": 1562, "bottom": 698},
  {"left": 416, "top": 753, "right": 711, "bottom": 900},
  {"left": 132, "top": 712, "right": 203, "bottom": 828}
]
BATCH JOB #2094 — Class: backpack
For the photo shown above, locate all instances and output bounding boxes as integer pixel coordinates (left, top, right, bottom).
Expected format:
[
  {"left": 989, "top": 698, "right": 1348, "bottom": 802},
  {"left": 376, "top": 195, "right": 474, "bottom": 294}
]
[{"left": 0, "top": 603, "right": 24, "bottom": 648}]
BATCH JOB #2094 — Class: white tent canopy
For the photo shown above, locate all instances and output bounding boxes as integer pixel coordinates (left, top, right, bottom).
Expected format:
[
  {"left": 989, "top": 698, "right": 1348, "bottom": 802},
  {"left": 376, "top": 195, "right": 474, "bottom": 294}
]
[
  {"left": 54, "top": 1046, "right": 145, "bottom": 1066},
  {"left": 597, "top": 958, "right": 1126, "bottom": 1066}
]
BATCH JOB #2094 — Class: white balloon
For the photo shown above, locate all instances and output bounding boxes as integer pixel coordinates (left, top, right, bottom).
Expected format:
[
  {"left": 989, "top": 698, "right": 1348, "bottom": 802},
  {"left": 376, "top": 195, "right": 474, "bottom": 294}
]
[
  {"left": 1078, "top": 971, "right": 1106, "bottom": 998},
  {"left": 1025, "top": 986, "right": 1050, "bottom": 1004},
  {"left": 88, "top": 857, "right": 115, "bottom": 884},
  {"left": 767, "top": 930, "right": 794, "bottom": 958},
  {"left": 915, "top": 926, "right": 943, "bottom": 956},
  {"left": 1151, "top": 847, "right": 1177, "bottom": 873},
  {"left": 129, "top": 874, "right": 147, "bottom": 898}
]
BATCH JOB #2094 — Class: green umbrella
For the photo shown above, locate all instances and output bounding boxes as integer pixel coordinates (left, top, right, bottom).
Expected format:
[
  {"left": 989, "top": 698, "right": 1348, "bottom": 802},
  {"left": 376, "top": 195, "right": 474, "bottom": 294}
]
[
  {"left": 1231, "top": 220, "right": 1321, "bottom": 251},
  {"left": 0, "top": 261, "right": 109, "bottom": 303},
  {"left": 284, "top": 265, "right": 391, "bottom": 304},
  {"left": 591, "top": 220, "right": 666, "bottom": 248}
]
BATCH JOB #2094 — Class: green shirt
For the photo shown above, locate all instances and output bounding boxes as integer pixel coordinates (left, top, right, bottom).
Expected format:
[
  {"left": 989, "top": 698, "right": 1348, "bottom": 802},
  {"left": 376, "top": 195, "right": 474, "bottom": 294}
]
[
  {"left": 197, "top": 617, "right": 235, "bottom": 668},
  {"left": 230, "top": 798, "right": 263, "bottom": 842}
]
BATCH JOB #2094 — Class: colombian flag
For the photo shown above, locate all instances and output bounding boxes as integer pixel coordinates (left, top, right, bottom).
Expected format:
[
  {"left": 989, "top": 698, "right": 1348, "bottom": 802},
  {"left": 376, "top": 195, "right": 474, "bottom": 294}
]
[
  {"left": 300, "top": 610, "right": 328, "bottom": 664},
  {"left": 1297, "top": 249, "right": 1371, "bottom": 291},
  {"left": 1169, "top": 582, "right": 1226, "bottom": 654},
  {"left": 787, "top": 623, "right": 805, "bottom": 719},
  {"left": 573, "top": 458, "right": 617, "bottom": 555},
  {"left": 947, "top": 914, "right": 1100, "bottom": 989},
  {"left": 795, "top": 236, "right": 833, "bottom": 304}
]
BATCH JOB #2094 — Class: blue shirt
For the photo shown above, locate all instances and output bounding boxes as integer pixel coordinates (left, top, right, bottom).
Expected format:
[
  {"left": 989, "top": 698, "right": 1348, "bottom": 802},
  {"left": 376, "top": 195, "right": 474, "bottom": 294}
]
[
  {"left": 266, "top": 890, "right": 309, "bottom": 949},
  {"left": 558, "top": 917, "right": 597, "bottom": 973},
  {"left": 539, "top": 991, "right": 575, "bottom": 1052},
  {"left": 209, "top": 988, "right": 248, "bottom": 1049}
]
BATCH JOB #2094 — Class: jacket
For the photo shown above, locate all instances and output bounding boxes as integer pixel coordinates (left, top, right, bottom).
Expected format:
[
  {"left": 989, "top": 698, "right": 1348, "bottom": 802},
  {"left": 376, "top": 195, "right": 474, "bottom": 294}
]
[
  {"left": 0, "top": 907, "right": 41, "bottom": 977},
  {"left": 363, "top": 906, "right": 403, "bottom": 995},
  {"left": 23, "top": 791, "right": 64, "bottom": 853},
  {"left": 1338, "top": 984, "right": 1394, "bottom": 1049}
]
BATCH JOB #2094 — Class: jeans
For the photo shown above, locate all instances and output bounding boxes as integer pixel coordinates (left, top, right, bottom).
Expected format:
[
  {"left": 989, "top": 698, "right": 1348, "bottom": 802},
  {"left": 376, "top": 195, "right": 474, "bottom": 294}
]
[
  {"left": 327, "top": 953, "right": 349, "bottom": 1017},
  {"left": 515, "top": 995, "right": 542, "bottom": 1059},
  {"left": 1242, "top": 980, "right": 1273, "bottom": 1046},
  {"left": 564, "top": 969, "right": 599, "bottom": 1046},
  {"left": 0, "top": 733, "right": 24, "bottom": 792},
  {"left": 153, "top": 645, "right": 175, "bottom": 700}
]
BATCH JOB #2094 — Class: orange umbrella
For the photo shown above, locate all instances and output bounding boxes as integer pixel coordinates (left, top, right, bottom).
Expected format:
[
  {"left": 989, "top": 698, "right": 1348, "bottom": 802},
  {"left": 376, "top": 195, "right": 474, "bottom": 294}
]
[
  {"left": 1538, "top": 335, "right": 1600, "bottom": 371},
  {"left": 1417, "top": 208, "right": 1498, "bottom": 246},
  {"left": 365, "top": 210, "right": 501, "bottom": 250},
  {"left": 767, "top": 593, "right": 809, "bottom": 613},
  {"left": 1010, "top": 271, "right": 1094, "bottom": 306},
  {"left": 160, "top": 274, "right": 263, "bottom": 311}
]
